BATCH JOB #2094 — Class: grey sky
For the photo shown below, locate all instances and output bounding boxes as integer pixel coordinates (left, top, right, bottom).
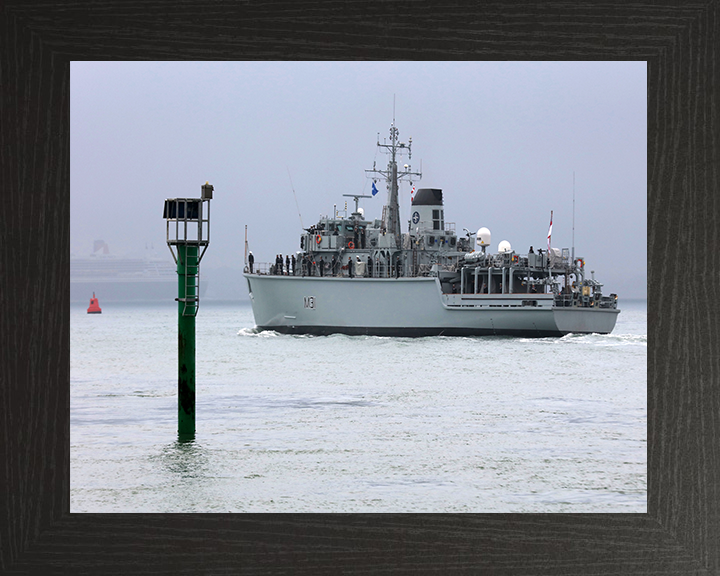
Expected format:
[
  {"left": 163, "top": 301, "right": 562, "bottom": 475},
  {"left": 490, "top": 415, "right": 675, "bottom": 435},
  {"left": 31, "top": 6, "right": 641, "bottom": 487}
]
[{"left": 71, "top": 61, "right": 646, "bottom": 298}]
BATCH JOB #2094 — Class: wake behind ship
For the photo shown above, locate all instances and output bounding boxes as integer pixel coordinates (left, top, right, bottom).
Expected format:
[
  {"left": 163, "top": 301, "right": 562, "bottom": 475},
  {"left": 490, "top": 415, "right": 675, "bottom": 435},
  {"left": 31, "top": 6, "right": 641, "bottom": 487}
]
[{"left": 244, "top": 121, "right": 619, "bottom": 337}]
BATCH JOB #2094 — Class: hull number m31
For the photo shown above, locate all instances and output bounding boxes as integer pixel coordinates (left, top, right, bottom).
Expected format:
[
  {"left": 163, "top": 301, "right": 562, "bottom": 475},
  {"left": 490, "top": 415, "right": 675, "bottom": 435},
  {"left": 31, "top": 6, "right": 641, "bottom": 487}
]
[{"left": 304, "top": 296, "right": 316, "bottom": 310}]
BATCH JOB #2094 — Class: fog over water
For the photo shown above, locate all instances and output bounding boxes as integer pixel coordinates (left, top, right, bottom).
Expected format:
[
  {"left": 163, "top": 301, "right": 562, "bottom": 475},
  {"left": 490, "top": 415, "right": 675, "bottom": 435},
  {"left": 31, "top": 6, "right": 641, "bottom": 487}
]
[{"left": 71, "top": 61, "right": 646, "bottom": 300}]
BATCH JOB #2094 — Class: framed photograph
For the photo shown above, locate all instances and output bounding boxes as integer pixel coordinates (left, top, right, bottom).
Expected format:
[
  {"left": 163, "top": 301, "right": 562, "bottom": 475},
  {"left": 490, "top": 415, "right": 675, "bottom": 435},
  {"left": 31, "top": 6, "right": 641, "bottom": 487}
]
[{"left": 2, "top": 2, "right": 714, "bottom": 573}]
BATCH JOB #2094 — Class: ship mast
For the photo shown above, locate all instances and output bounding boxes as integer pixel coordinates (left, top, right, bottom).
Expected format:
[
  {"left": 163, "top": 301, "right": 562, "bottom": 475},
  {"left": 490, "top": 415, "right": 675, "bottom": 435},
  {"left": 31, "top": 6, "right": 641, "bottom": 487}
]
[{"left": 365, "top": 121, "right": 421, "bottom": 248}]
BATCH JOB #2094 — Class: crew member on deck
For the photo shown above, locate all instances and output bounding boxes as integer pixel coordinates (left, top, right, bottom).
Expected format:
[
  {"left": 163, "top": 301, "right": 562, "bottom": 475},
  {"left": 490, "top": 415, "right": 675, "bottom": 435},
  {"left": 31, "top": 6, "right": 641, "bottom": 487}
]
[
  {"left": 348, "top": 257, "right": 354, "bottom": 278},
  {"left": 248, "top": 251, "right": 254, "bottom": 273}
]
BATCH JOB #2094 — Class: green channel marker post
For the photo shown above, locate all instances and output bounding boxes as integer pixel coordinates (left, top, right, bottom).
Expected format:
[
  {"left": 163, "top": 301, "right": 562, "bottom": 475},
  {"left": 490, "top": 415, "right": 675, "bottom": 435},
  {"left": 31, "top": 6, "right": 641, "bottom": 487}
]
[
  {"left": 176, "top": 243, "right": 198, "bottom": 435},
  {"left": 163, "top": 183, "right": 213, "bottom": 439}
]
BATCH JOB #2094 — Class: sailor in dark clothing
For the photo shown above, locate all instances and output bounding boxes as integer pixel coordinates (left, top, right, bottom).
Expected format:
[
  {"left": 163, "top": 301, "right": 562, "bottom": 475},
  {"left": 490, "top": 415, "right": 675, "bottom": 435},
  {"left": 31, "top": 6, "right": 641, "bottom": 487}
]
[
  {"left": 353, "top": 225, "right": 359, "bottom": 248},
  {"left": 285, "top": 255, "right": 290, "bottom": 275},
  {"left": 331, "top": 254, "right": 337, "bottom": 276},
  {"left": 318, "top": 257, "right": 324, "bottom": 277},
  {"left": 348, "top": 257, "right": 354, "bottom": 278},
  {"left": 291, "top": 254, "right": 296, "bottom": 276},
  {"left": 367, "top": 255, "right": 373, "bottom": 278},
  {"left": 248, "top": 251, "right": 254, "bottom": 273},
  {"left": 529, "top": 246, "right": 534, "bottom": 254}
]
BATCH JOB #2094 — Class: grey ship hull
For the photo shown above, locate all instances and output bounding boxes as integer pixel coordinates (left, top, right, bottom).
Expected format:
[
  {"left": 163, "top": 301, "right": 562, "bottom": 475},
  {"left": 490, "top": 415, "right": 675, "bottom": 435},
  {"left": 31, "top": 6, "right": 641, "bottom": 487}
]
[{"left": 245, "top": 273, "right": 619, "bottom": 337}]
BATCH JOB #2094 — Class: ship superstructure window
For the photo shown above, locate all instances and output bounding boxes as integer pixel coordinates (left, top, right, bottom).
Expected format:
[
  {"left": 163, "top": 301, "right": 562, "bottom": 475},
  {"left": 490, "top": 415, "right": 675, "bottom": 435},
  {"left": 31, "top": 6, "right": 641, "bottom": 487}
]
[{"left": 432, "top": 209, "right": 444, "bottom": 230}]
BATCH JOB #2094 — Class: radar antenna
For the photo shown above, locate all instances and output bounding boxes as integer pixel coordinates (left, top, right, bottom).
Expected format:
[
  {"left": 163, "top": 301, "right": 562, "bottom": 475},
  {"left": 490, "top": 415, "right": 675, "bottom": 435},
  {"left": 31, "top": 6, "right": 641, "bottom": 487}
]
[{"left": 342, "top": 194, "right": 372, "bottom": 214}]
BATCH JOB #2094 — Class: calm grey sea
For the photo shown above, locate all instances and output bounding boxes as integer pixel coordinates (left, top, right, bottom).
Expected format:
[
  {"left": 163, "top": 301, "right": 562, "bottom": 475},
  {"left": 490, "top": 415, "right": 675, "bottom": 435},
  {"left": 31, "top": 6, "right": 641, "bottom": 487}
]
[{"left": 70, "top": 299, "right": 646, "bottom": 513}]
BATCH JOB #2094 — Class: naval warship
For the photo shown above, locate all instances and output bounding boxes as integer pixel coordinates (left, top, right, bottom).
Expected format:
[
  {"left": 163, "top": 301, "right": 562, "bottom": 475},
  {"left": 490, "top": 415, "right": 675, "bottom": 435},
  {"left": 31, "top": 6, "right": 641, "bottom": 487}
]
[{"left": 244, "top": 122, "right": 619, "bottom": 337}]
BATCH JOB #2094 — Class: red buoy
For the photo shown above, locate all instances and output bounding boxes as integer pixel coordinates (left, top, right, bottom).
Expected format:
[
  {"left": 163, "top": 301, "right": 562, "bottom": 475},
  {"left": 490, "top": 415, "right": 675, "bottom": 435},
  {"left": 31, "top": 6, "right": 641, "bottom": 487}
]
[{"left": 87, "top": 292, "right": 102, "bottom": 314}]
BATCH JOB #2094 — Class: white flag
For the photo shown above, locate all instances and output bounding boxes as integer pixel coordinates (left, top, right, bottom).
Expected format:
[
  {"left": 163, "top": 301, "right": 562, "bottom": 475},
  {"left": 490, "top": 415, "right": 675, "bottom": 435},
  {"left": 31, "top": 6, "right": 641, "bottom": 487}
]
[{"left": 547, "top": 210, "right": 553, "bottom": 251}]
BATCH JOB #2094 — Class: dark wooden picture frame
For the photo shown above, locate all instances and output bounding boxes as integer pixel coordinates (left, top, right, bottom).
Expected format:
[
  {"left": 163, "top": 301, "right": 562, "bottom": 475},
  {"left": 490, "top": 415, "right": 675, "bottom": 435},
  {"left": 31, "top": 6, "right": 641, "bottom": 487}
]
[{"left": 2, "top": 2, "right": 716, "bottom": 573}]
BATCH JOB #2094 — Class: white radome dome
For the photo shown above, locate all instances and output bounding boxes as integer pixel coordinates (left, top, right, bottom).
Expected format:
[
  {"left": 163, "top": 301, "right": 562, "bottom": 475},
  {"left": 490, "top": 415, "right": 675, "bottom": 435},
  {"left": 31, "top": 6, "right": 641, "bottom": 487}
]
[
  {"left": 476, "top": 227, "right": 491, "bottom": 246},
  {"left": 498, "top": 240, "right": 512, "bottom": 253}
]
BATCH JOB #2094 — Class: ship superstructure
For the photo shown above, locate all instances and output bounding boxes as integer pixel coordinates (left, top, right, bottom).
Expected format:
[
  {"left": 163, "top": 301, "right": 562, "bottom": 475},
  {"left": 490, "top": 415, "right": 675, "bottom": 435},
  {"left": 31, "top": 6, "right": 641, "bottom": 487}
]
[{"left": 244, "top": 122, "right": 619, "bottom": 336}]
